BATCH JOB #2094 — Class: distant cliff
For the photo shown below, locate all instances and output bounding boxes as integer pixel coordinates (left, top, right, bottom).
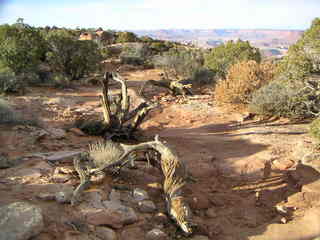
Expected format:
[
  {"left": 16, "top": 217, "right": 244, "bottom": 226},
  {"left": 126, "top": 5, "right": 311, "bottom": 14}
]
[{"left": 132, "top": 29, "right": 303, "bottom": 50}]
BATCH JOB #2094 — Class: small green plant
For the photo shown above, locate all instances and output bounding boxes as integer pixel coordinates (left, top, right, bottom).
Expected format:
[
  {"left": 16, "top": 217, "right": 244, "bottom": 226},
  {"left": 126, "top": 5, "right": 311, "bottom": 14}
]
[{"left": 310, "top": 118, "right": 320, "bottom": 142}]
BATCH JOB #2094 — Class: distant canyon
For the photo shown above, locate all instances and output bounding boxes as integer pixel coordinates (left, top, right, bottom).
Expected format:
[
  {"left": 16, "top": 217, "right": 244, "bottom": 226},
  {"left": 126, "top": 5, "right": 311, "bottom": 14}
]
[{"left": 132, "top": 29, "right": 304, "bottom": 57}]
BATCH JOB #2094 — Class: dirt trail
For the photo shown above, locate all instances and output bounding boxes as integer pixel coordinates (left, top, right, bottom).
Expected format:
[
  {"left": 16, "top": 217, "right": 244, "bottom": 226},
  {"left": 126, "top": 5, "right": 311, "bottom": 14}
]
[{"left": 1, "top": 69, "right": 320, "bottom": 240}]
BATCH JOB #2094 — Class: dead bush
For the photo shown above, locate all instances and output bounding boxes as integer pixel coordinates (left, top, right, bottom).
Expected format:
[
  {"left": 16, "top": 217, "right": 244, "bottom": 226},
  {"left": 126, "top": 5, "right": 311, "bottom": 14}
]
[{"left": 214, "top": 60, "right": 275, "bottom": 105}]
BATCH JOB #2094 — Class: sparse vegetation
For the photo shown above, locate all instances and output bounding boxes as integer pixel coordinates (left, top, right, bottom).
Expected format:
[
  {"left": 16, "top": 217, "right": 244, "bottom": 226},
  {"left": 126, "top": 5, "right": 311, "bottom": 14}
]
[
  {"left": 249, "top": 18, "right": 320, "bottom": 119},
  {"left": 214, "top": 60, "right": 275, "bottom": 105}
]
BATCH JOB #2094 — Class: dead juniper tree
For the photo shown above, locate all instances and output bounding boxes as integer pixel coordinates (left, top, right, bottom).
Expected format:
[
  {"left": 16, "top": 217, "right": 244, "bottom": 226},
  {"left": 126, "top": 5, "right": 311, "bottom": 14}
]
[
  {"left": 75, "top": 72, "right": 156, "bottom": 140},
  {"left": 139, "top": 77, "right": 193, "bottom": 98},
  {"left": 72, "top": 135, "right": 193, "bottom": 235}
]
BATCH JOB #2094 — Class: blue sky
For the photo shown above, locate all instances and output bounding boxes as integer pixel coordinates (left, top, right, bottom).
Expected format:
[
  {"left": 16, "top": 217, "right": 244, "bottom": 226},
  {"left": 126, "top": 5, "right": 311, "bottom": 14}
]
[{"left": 0, "top": 0, "right": 319, "bottom": 30}]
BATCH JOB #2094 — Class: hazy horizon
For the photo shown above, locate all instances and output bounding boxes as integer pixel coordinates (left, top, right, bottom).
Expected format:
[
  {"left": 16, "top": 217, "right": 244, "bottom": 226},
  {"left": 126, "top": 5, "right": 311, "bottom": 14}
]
[{"left": 0, "top": 0, "right": 319, "bottom": 30}]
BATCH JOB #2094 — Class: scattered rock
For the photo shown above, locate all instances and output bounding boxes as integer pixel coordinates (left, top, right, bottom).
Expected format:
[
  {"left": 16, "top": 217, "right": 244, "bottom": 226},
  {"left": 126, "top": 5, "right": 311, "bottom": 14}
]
[
  {"left": 81, "top": 200, "right": 138, "bottom": 228},
  {"left": 64, "top": 231, "right": 99, "bottom": 240},
  {"left": 153, "top": 213, "right": 169, "bottom": 225},
  {"left": 47, "top": 128, "right": 66, "bottom": 139},
  {"left": 103, "top": 201, "right": 138, "bottom": 225},
  {"left": 32, "top": 129, "right": 49, "bottom": 141},
  {"left": 55, "top": 186, "right": 74, "bottom": 204},
  {"left": 120, "top": 227, "right": 145, "bottom": 240},
  {"left": 145, "top": 229, "right": 169, "bottom": 240},
  {"left": 69, "top": 128, "right": 86, "bottom": 136},
  {"left": 94, "top": 226, "right": 117, "bottom": 240},
  {"left": 0, "top": 202, "right": 44, "bottom": 240},
  {"left": 132, "top": 188, "right": 149, "bottom": 201},
  {"left": 138, "top": 200, "right": 157, "bottom": 213}
]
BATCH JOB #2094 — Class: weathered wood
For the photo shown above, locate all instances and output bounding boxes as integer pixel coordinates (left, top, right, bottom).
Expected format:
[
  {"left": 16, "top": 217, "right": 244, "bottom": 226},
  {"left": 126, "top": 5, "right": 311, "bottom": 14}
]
[
  {"left": 100, "top": 72, "right": 112, "bottom": 126},
  {"left": 139, "top": 79, "right": 193, "bottom": 97}
]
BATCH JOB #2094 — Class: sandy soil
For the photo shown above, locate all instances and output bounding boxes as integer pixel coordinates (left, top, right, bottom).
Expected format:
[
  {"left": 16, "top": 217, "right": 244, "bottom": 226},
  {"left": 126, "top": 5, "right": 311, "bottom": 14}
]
[{"left": 1, "top": 68, "right": 320, "bottom": 240}]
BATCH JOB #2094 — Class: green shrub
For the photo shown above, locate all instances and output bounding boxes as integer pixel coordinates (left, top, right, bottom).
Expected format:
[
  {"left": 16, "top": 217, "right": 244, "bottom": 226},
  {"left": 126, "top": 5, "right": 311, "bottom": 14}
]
[
  {"left": 249, "top": 78, "right": 320, "bottom": 119},
  {"left": 214, "top": 61, "right": 275, "bottom": 105},
  {"left": 249, "top": 18, "right": 320, "bottom": 119},
  {"left": 205, "top": 40, "right": 261, "bottom": 79},
  {"left": 0, "top": 23, "right": 46, "bottom": 75},
  {"left": 153, "top": 48, "right": 205, "bottom": 81},
  {"left": 45, "top": 30, "right": 102, "bottom": 80},
  {"left": 310, "top": 118, "right": 320, "bottom": 142}
]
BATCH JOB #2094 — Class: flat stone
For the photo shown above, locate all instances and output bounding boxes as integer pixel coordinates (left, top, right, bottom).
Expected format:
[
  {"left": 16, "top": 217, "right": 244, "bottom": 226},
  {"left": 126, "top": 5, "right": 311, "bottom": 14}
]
[
  {"left": 46, "top": 151, "right": 83, "bottom": 162},
  {"left": 138, "top": 200, "right": 157, "bottom": 213},
  {"left": 0, "top": 202, "right": 44, "bottom": 240},
  {"left": 81, "top": 201, "right": 138, "bottom": 228},
  {"left": 132, "top": 188, "right": 149, "bottom": 201},
  {"left": 145, "top": 229, "right": 169, "bottom": 240},
  {"left": 120, "top": 227, "right": 144, "bottom": 240},
  {"left": 94, "top": 227, "right": 117, "bottom": 240},
  {"left": 103, "top": 201, "right": 138, "bottom": 225}
]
